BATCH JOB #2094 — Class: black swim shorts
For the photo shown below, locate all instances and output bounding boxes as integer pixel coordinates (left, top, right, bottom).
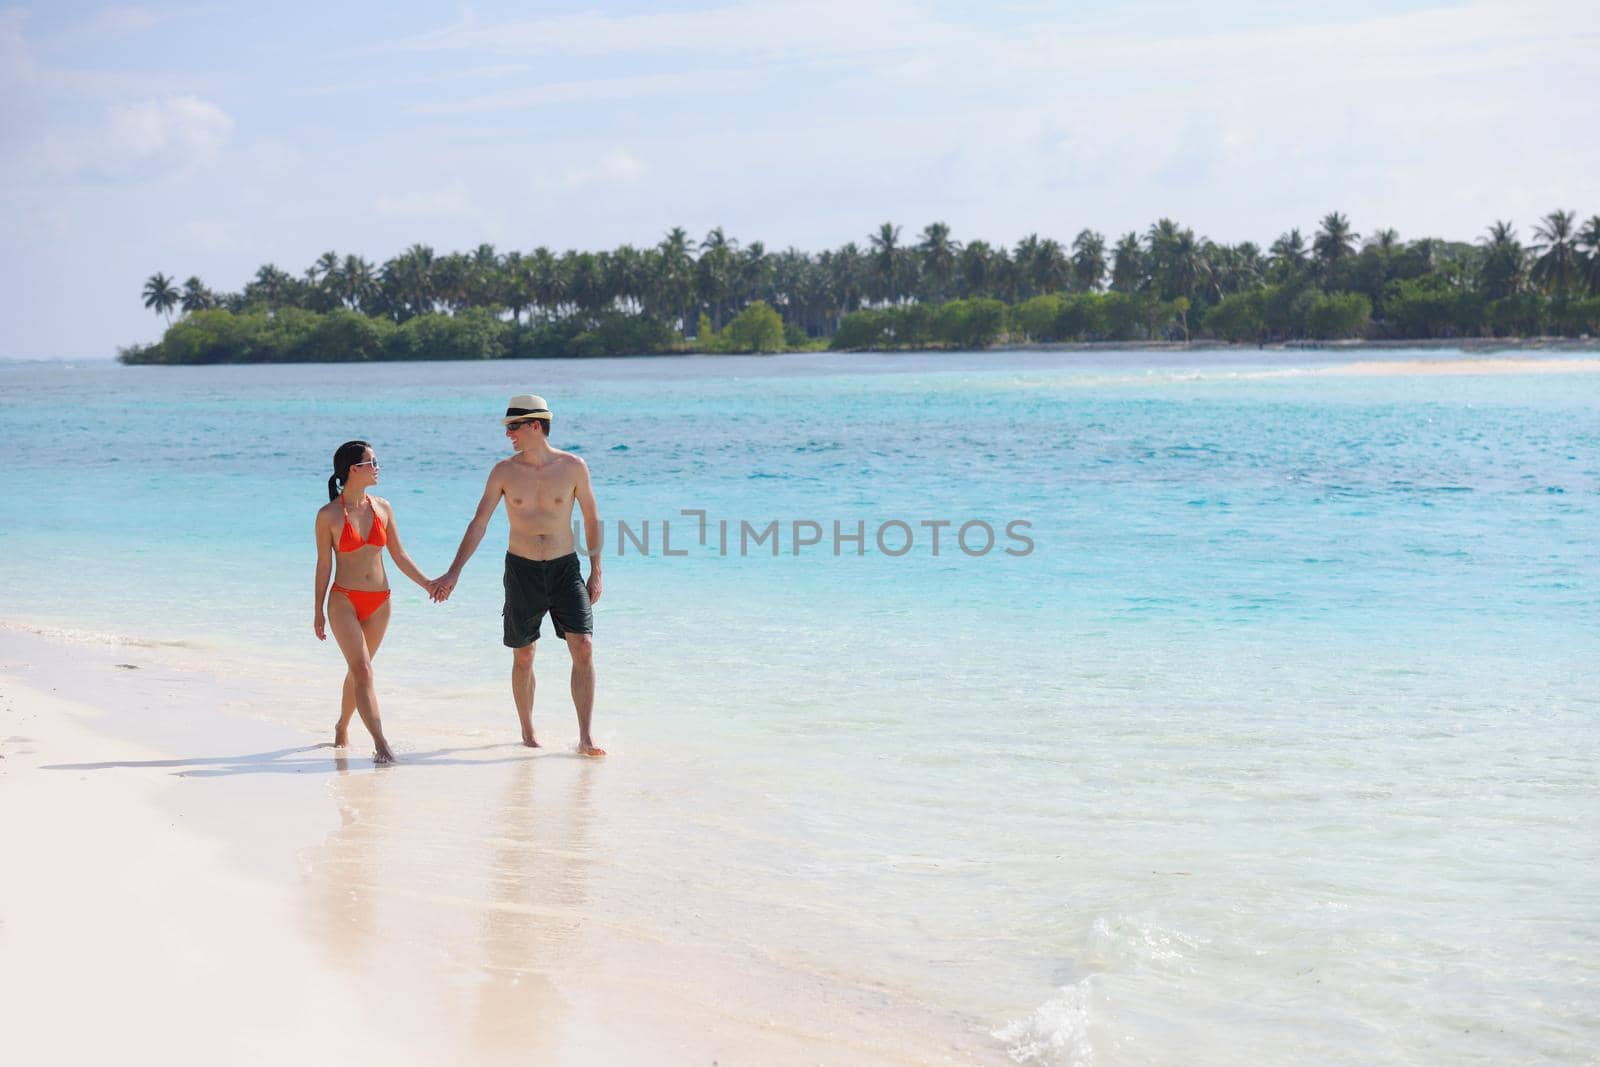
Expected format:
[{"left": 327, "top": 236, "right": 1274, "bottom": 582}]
[{"left": 502, "top": 551, "right": 593, "bottom": 647}]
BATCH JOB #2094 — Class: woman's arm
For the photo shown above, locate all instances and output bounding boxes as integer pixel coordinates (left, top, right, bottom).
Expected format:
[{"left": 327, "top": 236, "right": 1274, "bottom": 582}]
[
  {"left": 313, "top": 509, "right": 333, "bottom": 640},
  {"left": 378, "top": 499, "right": 433, "bottom": 592}
]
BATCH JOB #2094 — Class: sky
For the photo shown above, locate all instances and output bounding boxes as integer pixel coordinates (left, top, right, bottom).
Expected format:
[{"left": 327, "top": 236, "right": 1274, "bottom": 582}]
[{"left": 2, "top": 0, "right": 1596, "bottom": 359}]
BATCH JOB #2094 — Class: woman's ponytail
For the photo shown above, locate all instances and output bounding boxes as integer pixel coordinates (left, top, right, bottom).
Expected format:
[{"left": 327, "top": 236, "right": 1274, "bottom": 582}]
[{"left": 329, "top": 440, "right": 371, "bottom": 502}]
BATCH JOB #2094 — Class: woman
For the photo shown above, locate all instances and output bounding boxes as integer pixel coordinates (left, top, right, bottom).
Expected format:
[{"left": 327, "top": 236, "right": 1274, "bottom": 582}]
[{"left": 313, "top": 440, "right": 434, "bottom": 764}]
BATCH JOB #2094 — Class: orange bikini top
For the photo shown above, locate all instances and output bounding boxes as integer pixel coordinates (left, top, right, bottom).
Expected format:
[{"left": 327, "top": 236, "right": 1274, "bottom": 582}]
[{"left": 338, "top": 501, "right": 388, "bottom": 553}]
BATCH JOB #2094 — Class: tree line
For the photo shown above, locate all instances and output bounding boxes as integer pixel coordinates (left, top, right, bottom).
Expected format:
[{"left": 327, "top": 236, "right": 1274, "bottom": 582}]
[{"left": 126, "top": 212, "right": 1600, "bottom": 363}]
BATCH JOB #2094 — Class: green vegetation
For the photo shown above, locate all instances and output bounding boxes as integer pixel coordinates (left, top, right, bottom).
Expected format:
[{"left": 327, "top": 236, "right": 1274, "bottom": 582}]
[{"left": 125, "top": 211, "right": 1600, "bottom": 363}]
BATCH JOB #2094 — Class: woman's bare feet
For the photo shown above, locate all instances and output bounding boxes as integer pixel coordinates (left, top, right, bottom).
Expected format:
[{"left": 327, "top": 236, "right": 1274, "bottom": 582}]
[
  {"left": 333, "top": 729, "right": 350, "bottom": 748},
  {"left": 578, "top": 741, "right": 606, "bottom": 758},
  {"left": 374, "top": 747, "right": 396, "bottom": 765}
]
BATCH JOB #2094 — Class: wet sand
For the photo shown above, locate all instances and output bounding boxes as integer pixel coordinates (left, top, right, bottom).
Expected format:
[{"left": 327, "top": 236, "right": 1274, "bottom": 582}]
[{"left": 0, "top": 626, "right": 1002, "bottom": 1066}]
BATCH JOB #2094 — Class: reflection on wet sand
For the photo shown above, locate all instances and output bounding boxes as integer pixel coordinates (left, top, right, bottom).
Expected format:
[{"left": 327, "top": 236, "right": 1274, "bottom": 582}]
[
  {"left": 305, "top": 756, "right": 386, "bottom": 964},
  {"left": 301, "top": 750, "right": 603, "bottom": 1062},
  {"left": 472, "top": 757, "right": 596, "bottom": 1059}
]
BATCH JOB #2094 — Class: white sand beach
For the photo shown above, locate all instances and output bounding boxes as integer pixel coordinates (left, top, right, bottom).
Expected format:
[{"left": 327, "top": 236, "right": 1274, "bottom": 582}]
[
  {"left": 0, "top": 626, "right": 1003, "bottom": 1066},
  {"left": 1300, "top": 356, "right": 1600, "bottom": 377}
]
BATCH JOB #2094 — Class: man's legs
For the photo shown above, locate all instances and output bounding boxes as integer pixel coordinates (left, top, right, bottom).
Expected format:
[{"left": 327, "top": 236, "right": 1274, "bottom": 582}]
[
  {"left": 563, "top": 632, "right": 603, "bottom": 756},
  {"left": 511, "top": 642, "right": 538, "bottom": 747}
]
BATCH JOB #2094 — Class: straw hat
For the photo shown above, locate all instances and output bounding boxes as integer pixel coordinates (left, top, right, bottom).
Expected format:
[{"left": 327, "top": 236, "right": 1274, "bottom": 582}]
[{"left": 501, "top": 394, "right": 553, "bottom": 425}]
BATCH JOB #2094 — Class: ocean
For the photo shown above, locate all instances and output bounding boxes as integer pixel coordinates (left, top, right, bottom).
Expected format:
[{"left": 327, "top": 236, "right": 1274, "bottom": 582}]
[{"left": 2, "top": 350, "right": 1596, "bottom": 1064}]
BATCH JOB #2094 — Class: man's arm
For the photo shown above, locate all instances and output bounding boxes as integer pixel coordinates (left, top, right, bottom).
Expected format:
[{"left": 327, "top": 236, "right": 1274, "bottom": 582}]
[
  {"left": 573, "top": 457, "right": 603, "bottom": 605},
  {"left": 434, "top": 467, "right": 504, "bottom": 601}
]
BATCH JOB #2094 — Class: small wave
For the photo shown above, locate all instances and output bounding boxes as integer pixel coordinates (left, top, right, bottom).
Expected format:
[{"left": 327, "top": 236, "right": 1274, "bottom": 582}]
[
  {"left": 0, "top": 618, "right": 202, "bottom": 649},
  {"left": 1085, "top": 914, "right": 1206, "bottom": 970},
  {"left": 994, "top": 977, "right": 1095, "bottom": 1066}
]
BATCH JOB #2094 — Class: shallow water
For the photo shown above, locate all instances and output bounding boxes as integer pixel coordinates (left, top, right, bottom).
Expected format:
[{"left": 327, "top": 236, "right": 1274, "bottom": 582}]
[{"left": 3, "top": 350, "right": 1597, "bottom": 1064}]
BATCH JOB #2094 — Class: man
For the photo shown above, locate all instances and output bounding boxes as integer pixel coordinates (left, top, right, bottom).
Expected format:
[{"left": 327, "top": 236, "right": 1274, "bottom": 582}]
[{"left": 432, "top": 394, "right": 605, "bottom": 756}]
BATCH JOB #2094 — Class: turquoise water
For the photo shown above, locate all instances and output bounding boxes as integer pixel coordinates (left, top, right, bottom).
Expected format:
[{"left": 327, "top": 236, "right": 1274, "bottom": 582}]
[{"left": 3, "top": 351, "right": 1597, "bottom": 1063}]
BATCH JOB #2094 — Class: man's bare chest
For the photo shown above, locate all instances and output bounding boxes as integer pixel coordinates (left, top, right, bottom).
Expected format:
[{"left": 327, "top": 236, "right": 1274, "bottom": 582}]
[{"left": 503, "top": 465, "right": 573, "bottom": 514}]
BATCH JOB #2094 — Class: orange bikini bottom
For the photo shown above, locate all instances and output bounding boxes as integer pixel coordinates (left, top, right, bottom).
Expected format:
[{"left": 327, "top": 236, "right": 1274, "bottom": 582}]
[{"left": 331, "top": 584, "right": 391, "bottom": 622}]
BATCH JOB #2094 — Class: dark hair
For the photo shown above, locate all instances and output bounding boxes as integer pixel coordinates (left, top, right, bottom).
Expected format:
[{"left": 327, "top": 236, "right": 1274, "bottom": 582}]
[{"left": 328, "top": 440, "right": 371, "bottom": 501}]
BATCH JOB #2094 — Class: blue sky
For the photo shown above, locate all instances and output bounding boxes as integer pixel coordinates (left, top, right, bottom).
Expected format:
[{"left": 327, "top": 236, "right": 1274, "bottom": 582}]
[{"left": 2, "top": 0, "right": 1596, "bottom": 358}]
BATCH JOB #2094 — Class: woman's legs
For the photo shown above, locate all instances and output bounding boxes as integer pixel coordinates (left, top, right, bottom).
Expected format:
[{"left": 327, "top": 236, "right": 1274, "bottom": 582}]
[
  {"left": 335, "top": 599, "right": 391, "bottom": 746},
  {"left": 327, "top": 594, "right": 395, "bottom": 763}
]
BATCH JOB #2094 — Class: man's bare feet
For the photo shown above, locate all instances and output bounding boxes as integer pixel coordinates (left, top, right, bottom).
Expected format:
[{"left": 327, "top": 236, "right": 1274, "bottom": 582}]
[
  {"left": 578, "top": 741, "right": 606, "bottom": 758},
  {"left": 374, "top": 748, "right": 396, "bottom": 765},
  {"left": 522, "top": 732, "right": 542, "bottom": 749}
]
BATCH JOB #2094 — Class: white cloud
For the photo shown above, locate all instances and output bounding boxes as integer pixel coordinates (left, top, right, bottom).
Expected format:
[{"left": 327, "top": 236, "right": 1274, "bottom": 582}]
[
  {"left": 411, "top": 69, "right": 754, "bottom": 116},
  {"left": 0, "top": 6, "right": 194, "bottom": 95},
  {"left": 374, "top": 183, "right": 471, "bottom": 218},
  {"left": 389, "top": 0, "right": 963, "bottom": 58},
  {"left": 176, "top": 218, "right": 245, "bottom": 252},
  {"left": 32, "top": 95, "right": 232, "bottom": 177},
  {"left": 245, "top": 139, "right": 304, "bottom": 179},
  {"left": 84, "top": 6, "right": 163, "bottom": 34},
  {"left": 293, "top": 63, "right": 533, "bottom": 99},
  {"left": 563, "top": 148, "right": 646, "bottom": 190},
  {"left": 1, "top": 7, "right": 37, "bottom": 83}
]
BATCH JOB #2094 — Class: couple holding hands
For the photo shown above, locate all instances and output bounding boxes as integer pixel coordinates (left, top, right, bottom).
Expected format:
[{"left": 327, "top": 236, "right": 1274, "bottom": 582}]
[{"left": 312, "top": 394, "right": 604, "bottom": 764}]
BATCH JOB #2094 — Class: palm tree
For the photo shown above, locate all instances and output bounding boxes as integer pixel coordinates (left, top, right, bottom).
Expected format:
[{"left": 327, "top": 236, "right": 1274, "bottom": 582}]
[
  {"left": 868, "top": 222, "right": 902, "bottom": 304},
  {"left": 1071, "top": 230, "right": 1106, "bottom": 291},
  {"left": 1110, "top": 233, "right": 1142, "bottom": 292},
  {"left": 381, "top": 244, "right": 437, "bottom": 319},
  {"left": 339, "top": 255, "right": 378, "bottom": 313},
  {"left": 1367, "top": 228, "right": 1401, "bottom": 255},
  {"left": 738, "top": 240, "right": 773, "bottom": 309},
  {"left": 697, "top": 227, "right": 738, "bottom": 329},
  {"left": 500, "top": 250, "right": 532, "bottom": 324},
  {"left": 1145, "top": 220, "right": 1209, "bottom": 303},
  {"left": 1204, "top": 243, "right": 1260, "bottom": 301},
  {"left": 658, "top": 227, "right": 696, "bottom": 333},
  {"left": 829, "top": 242, "right": 867, "bottom": 319},
  {"left": 528, "top": 247, "right": 565, "bottom": 322},
  {"left": 243, "top": 264, "right": 297, "bottom": 310},
  {"left": 991, "top": 247, "right": 1021, "bottom": 305},
  {"left": 958, "top": 240, "right": 994, "bottom": 299},
  {"left": 309, "top": 250, "right": 339, "bottom": 285},
  {"left": 1478, "top": 221, "right": 1526, "bottom": 299},
  {"left": 1530, "top": 210, "right": 1579, "bottom": 297},
  {"left": 1020, "top": 236, "right": 1069, "bottom": 297},
  {"left": 1313, "top": 212, "right": 1359, "bottom": 264},
  {"left": 179, "top": 276, "right": 214, "bottom": 313},
  {"left": 461, "top": 242, "right": 501, "bottom": 309},
  {"left": 142, "top": 272, "right": 179, "bottom": 324},
  {"left": 916, "top": 222, "right": 960, "bottom": 302},
  {"left": 1578, "top": 215, "right": 1600, "bottom": 296},
  {"left": 1269, "top": 229, "right": 1308, "bottom": 273}
]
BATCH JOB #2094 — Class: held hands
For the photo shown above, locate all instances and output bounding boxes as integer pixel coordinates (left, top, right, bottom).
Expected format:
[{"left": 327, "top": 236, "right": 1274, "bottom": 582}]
[{"left": 428, "top": 572, "right": 459, "bottom": 603}]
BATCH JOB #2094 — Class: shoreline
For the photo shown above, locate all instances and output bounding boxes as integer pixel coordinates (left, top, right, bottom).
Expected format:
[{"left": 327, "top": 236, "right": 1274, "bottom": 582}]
[
  {"left": 0, "top": 622, "right": 1008, "bottom": 1066},
  {"left": 12, "top": 335, "right": 1600, "bottom": 365},
  {"left": 983, "top": 335, "right": 1600, "bottom": 354}
]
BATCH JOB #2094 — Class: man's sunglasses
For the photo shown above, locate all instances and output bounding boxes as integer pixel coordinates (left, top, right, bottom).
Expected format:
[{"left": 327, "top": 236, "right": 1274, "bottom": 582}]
[{"left": 506, "top": 420, "right": 542, "bottom": 431}]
